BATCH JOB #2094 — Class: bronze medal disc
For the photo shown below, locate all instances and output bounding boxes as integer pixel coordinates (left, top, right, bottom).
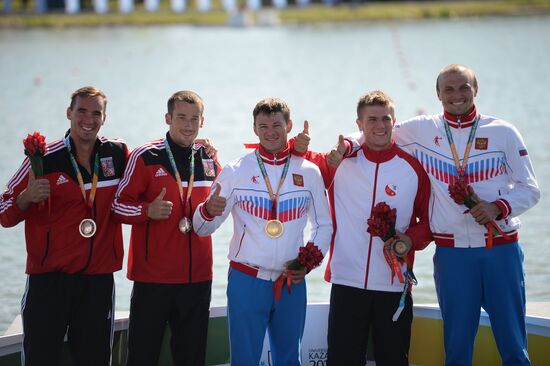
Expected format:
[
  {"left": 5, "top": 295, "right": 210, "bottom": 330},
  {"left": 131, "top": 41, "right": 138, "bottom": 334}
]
[
  {"left": 79, "top": 218, "right": 97, "bottom": 238},
  {"left": 178, "top": 217, "right": 192, "bottom": 234},
  {"left": 265, "top": 219, "right": 284, "bottom": 239},
  {"left": 392, "top": 239, "right": 408, "bottom": 257}
]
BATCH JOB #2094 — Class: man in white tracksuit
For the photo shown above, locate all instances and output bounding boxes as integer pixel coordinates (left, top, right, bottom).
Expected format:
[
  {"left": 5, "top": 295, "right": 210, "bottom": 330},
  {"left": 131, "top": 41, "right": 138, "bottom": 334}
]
[
  {"left": 193, "top": 97, "right": 332, "bottom": 366},
  {"left": 397, "top": 64, "right": 540, "bottom": 366}
]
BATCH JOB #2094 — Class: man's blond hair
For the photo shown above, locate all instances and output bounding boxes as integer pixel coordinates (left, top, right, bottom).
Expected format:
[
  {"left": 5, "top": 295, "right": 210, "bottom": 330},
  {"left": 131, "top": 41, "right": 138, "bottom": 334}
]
[
  {"left": 436, "top": 64, "right": 478, "bottom": 92},
  {"left": 357, "top": 90, "right": 395, "bottom": 118}
]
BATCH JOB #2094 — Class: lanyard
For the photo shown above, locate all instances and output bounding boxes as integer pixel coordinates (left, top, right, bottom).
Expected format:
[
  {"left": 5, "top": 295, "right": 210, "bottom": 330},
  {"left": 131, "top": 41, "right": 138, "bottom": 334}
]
[
  {"left": 443, "top": 115, "right": 479, "bottom": 178},
  {"left": 164, "top": 139, "right": 196, "bottom": 215},
  {"left": 65, "top": 136, "right": 99, "bottom": 210},
  {"left": 254, "top": 149, "right": 291, "bottom": 220}
]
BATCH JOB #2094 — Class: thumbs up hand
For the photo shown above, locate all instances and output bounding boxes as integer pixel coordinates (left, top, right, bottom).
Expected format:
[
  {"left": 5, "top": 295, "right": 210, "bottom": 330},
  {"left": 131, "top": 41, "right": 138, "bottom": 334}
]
[
  {"left": 293, "top": 120, "right": 311, "bottom": 154},
  {"left": 16, "top": 169, "right": 50, "bottom": 211},
  {"left": 327, "top": 135, "right": 347, "bottom": 168},
  {"left": 147, "top": 187, "right": 173, "bottom": 220},
  {"left": 206, "top": 183, "right": 226, "bottom": 217}
]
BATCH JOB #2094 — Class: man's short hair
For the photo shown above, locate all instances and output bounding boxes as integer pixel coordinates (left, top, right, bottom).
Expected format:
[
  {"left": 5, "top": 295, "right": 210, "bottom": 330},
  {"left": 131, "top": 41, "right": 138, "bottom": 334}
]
[
  {"left": 436, "top": 64, "right": 478, "bottom": 92},
  {"left": 167, "top": 90, "right": 204, "bottom": 115},
  {"left": 253, "top": 98, "right": 290, "bottom": 123},
  {"left": 356, "top": 90, "right": 395, "bottom": 118},
  {"left": 70, "top": 86, "right": 107, "bottom": 112}
]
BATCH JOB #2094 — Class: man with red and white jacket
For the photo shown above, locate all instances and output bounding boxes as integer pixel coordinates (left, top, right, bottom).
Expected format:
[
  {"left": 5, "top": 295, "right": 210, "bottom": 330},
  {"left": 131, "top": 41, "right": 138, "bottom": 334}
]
[
  {"left": 300, "top": 90, "right": 431, "bottom": 365},
  {"left": 112, "top": 91, "right": 220, "bottom": 366},
  {"left": 0, "top": 86, "right": 129, "bottom": 365},
  {"left": 193, "top": 98, "right": 332, "bottom": 366}
]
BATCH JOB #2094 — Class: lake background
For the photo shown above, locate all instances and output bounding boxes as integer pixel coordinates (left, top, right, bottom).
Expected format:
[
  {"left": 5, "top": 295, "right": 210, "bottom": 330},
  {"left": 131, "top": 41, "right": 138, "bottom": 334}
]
[{"left": 1, "top": 15, "right": 549, "bottom": 333}]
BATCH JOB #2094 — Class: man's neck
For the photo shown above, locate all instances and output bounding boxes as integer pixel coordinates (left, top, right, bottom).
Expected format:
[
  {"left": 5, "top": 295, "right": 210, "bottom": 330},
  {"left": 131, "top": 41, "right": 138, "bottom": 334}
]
[{"left": 71, "top": 136, "right": 96, "bottom": 173}]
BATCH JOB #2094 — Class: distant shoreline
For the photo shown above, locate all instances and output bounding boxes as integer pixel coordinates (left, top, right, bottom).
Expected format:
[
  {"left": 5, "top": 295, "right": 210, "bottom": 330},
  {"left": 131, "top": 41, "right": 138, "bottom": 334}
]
[{"left": 1, "top": 0, "right": 550, "bottom": 28}]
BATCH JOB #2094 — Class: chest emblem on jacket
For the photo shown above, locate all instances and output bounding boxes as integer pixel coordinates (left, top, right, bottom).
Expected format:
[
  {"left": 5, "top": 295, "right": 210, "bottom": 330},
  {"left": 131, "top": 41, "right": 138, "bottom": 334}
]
[
  {"left": 251, "top": 175, "right": 260, "bottom": 184},
  {"left": 385, "top": 184, "right": 397, "bottom": 197},
  {"left": 202, "top": 159, "right": 216, "bottom": 177},
  {"left": 56, "top": 174, "right": 69, "bottom": 186},
  {"left": 434, "top": 136, "right": 443, "bottom": 147},
  {"left": 475, "top": 137, "right": 488, "bottom": 150},
  {"left": 293, "top": 174, "right": 304, "bottom": 187},
  {"left": 100, "top": 157, "right": 115, "bottom": 177},
  {"left": 155, "top": 167, "right": 168, "bottom": 177}
]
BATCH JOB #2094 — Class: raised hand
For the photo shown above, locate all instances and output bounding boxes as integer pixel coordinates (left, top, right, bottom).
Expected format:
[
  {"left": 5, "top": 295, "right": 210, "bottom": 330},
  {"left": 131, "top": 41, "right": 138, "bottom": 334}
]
[
  {"left": 206, "top": 183, "right": 226, "bottom": 217},
  {"left": 147, "top": 187, "right": 173, "bottom": 220},
  {"left": 293, "top": 120, "right": 311, "bottom": 154},
  {"left": 195, "top": 137, "right": 218, "bottom": 161},
  {"left": 16, "top": 169, "right": 50, "bottom": 211},
  {"left": 327, "top": 135, "right": 347, "bottom": 168}
]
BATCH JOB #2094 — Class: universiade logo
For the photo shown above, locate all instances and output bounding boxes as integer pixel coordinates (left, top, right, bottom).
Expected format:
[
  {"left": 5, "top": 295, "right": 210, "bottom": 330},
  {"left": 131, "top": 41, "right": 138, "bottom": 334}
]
[{"left": 308, "top": 348, "right": 328, "bottom": 365}]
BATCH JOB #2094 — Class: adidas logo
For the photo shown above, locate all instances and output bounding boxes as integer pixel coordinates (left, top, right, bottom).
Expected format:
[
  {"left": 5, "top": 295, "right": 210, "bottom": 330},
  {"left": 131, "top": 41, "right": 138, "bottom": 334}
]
[
  {"left": 56, "top": 175, "right": 69, "bottom": 185},
  {"left": 155, "top": 168, "right": 168, "bottom": 177}
]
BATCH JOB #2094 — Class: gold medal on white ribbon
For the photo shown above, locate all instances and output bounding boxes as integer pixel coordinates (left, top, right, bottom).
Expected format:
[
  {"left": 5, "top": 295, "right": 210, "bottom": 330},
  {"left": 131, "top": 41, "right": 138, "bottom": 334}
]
[
  {"left": 79, "top": 218, "right": 97, "bottom": 238},
  {"left": 265, "top": 219, "right": 284, "bottom": 239},
  {"left": 178, "top": 217, "right": 192, "bottom": 234}
]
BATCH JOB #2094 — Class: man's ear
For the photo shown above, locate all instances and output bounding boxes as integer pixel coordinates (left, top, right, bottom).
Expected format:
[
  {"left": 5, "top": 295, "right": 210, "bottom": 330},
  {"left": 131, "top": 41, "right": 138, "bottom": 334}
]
[
  {"left": 66, "top": 107, "right": 72, "bottom": 120},
  {"left": 286, "top": 119, "right": 293, "bottom": 133},
  {"left": 200, "top": 116, "right": 204, "bottom": 128},
  {"left": 165, "top": 113, "right": 171, "bottom": 126}
]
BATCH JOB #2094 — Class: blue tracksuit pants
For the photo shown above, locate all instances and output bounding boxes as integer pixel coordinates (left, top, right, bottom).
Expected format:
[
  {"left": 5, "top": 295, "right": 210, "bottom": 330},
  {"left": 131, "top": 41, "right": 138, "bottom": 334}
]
[
  {"left": 227, "top": 267, "right": 307, "bottom": 366},
  {"left": 434, "top": 242, "right": 530, "bottom": 366}
]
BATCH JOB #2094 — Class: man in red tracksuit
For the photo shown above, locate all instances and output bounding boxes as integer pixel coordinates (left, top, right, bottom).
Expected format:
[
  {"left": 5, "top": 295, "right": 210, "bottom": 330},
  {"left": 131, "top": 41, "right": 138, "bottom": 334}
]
[
  {"left": 0, "top": 86, "right": 129, "bottom": 365},
  {"left": 112, "top": 90, "right": 220, "bottom": 365}
]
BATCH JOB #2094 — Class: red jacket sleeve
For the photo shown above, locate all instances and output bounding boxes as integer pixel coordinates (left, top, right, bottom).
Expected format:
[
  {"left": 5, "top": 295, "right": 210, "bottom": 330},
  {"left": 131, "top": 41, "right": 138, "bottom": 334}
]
[
  {"left": 404, "top": 165, "right": 433, "bottom": 251},
  {"left": 112, "top": 153, "right": 151, "bottom": 224},
  {"left": 0, "top": 158, "right": 30, "bottom": 228}
]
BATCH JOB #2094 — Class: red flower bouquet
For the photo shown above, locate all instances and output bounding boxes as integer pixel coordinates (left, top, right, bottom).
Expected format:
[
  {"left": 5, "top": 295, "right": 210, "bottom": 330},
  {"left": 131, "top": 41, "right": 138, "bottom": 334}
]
[
  {"left": 23, "top": 132, "right": 47, "bottom": 177},
  {"left": 367, "top": 202, "right": 397, "bottom": 241},
  {"left": 367, "top": 202, "right": 405, "bottom": 284},
  {"left": 448, "top": 179, "right": 509, "bottom": 249},
  {"left": 273, "top": 243, "right": 324, "bottom": 301},
  {"left": 23, "top": 132, "right": 48, "bottom": 210}
]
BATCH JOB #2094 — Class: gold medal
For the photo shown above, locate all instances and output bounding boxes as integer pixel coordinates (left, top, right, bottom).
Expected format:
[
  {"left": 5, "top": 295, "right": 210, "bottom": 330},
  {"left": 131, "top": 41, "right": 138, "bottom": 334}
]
[
  {"left": 391, "top": 239, "right": 409, "bottom": 257},
  {"left": 265, "top": 219, "right": 284, "bottom": 239},
  {"left": 178, "top": 217, "right": 192, "bottom": 234},
  {"left": 79, "top": 218, "right": 97, "bottom": 238}
]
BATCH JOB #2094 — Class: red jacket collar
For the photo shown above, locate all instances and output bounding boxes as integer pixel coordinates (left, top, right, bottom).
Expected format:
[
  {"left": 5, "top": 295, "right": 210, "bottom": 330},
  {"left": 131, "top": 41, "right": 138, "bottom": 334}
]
[
  {"left": 444, "top": 106, "right": 478, "bottom": 129},
  {"left": 258, "top": 144, "right": 290, "bottom": 165},
  {"left": 361, "top": 142, "right": 397, "bottom": 163}
]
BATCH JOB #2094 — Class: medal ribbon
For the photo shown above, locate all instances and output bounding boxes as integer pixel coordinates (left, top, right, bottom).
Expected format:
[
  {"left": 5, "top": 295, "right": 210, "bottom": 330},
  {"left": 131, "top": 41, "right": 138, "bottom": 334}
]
[
  {"left": 65, "top": 136, "right": 99, "bottom": 210},
  {"left": 254, "top": 149, "right": 291, "bottom": 220},
  {"left": 443, "top": 115, "right": 479, "bottom": 179},
  {"left": 164, "top": 139, "right": 196, "bottom": 216}
]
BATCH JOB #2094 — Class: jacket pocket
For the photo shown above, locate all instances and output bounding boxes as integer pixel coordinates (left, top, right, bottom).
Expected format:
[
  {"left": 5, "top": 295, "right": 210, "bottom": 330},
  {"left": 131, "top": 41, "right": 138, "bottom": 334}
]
[{"left": 235, "top": 225, "right": 246, "bottom": 258}]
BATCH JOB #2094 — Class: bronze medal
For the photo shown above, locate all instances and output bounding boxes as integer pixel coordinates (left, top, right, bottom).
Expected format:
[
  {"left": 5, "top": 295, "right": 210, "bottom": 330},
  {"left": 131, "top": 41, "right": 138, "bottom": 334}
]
[
  {"left": 79, "top": 218, "right": 97, "bottom": 238},
  {"left": 392, "top": 239, "right": 409, "bottom": 257},
  {"left": 178, "top": 217, "right": 192, "bottom": 234},
  {"left": 265, "top": 219, "right": 284, "bottom": 239}
]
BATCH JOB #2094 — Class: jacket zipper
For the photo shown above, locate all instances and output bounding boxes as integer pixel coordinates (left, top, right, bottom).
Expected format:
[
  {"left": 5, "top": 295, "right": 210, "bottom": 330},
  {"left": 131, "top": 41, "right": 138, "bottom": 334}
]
[{"left": 364, "top": 162, "right": 380, "bottom": 289}]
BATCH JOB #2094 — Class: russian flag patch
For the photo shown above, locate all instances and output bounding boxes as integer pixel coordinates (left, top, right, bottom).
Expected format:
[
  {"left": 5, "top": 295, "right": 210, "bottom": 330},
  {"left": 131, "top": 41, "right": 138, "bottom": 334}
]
[{"left": 519, "top": 149, "right": 528, "bottom": 156}]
